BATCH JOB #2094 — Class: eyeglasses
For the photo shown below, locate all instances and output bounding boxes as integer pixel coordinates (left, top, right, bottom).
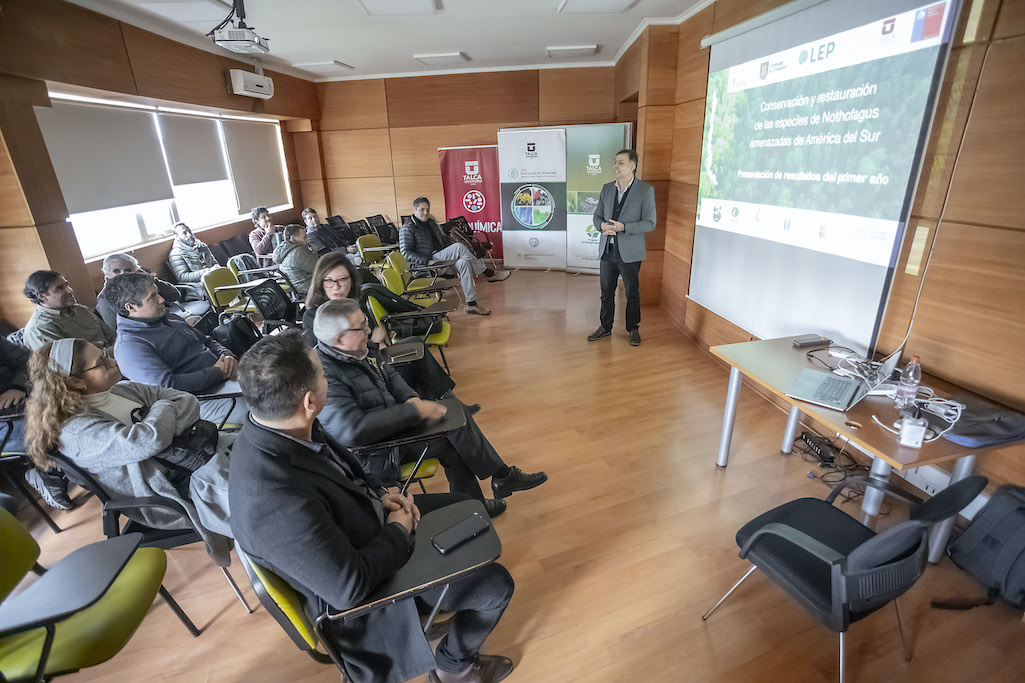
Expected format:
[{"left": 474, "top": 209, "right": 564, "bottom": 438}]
[
  {"left": 343, "top": 320, "right": 371, "bottom": 334},
  {"left": 322, "top": 276, "right": 351, "bottom": 287},
  {"left": 78, "top": 348, "right": 115, "bottom": 375}
]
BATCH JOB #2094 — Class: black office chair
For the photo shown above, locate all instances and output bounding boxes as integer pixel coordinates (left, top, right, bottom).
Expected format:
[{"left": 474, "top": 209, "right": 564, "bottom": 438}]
[
  {"left": 349, "top": 219, "right": 373, "bottom": 237},
  {"left": 245, "top": 279, "right": 301, "bottom": 334},
  {"left": 50, "top": 452, "right": 253, "bottom": 633},
  {"left": 702, "top": 475, "right": 988, "bottom": 683},
  {"left": 0, "top": 415, "right": 63, "bottom": 534}
]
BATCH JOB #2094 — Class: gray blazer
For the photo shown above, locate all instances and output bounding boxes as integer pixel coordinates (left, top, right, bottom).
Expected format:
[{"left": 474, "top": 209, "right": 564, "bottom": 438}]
[{"left": 593, "top": 177, "right": 657, "bottom": 263}]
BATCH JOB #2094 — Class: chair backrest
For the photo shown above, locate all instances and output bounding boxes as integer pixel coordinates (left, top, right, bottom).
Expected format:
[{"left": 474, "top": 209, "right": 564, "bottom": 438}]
[
  {"left": 913, "top": 476, "right": 989, "bottom": 524},
  {"left": 356, "top": 234, "right": 383, "bottom": 263},
  {"left": 237, "top": 548, "right": 321, "bottom": 652},
  {"left": 0, "top": 507, "right": 39, "bottom": 602},
  {"left": 228, "top": 254, "right": 262, "bottom": 283},
  {"left": 208, "top": 242, "right": 231, "bottom": 265},
  {"left": 400, "top": 215, "right": 411, "bottom": 226},
  {"left": 224, "top": 235, "right": 250, "bottom": 257},
  {"left": 246, "top": 279, "right": 296, "bottom": 322},
  {"left": 379, "top": 267, "right": 407, "bottom": 296},
  {"left": 349, "top": 219, "right": 372, "bottom": 237},
  {"left": 366, "top": 214, "right": 387, "bottom": 230},
  {"left": 49, "top": 452, "right": 111, "bottom": 504},
  {"left": 843, "top": 520, "right": 929, "bottom": 620},
  {"left": 202, "top": 267, "right": 242, "bottom": 307},
  {"left": 327, "top": 215, "right": 346, "bottom": 228}
]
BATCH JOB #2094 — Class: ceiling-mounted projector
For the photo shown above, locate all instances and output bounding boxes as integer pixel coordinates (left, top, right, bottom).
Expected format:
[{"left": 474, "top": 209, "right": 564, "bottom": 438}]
[{"left": 209, "top": 0, "right": 269, "bottom": 54}]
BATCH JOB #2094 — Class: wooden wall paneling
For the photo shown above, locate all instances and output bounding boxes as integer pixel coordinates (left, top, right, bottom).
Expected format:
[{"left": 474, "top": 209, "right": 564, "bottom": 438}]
[
  {"left": 262, "top": 70, "right": 319, "bottom": 120},
  {"left": 636, "top": 106, "right": 675, "bottom": 180},
  {"left": 639, "top": 249, "right": 663, "bottom": 306},
  {"left": 711, "top": 0, "right": 792, "bottom": 33},
  {"left": 992, "top": 0, "right": 1025, "bottom": 40},
  {"left": 538, "top": 68, "right": 615, "bottom": 125},
  {"left": 326, "top": 177, "right": 397, "bottom": 224},
  {"left": 385, "top": 72, "right": 540, "bottom": 128},
  {"left": 616, "top": 102, "right": 639, "bottom": 126},
  {"left": 293, "top": 131, "right": 324, "bottom": 180},
  {"left": 675, "top": 6, "right": 714, "bottom": 104},
  {"left": 389, "top": 123, "right": 523, "bottom": 177},
  {"left": 876, "top": 219, "right": 940, "bottom": 352},
  {"left": 648, "top": 179, "right": 669, "bottom": 251},
  {"left": 670, "top": 99, "right": 705, "bottom": 184},
  {"left": 684, "top": 298, "right": 752, "bottom": 348},
  {"left": 317, "top": 80, "right": 389, "bottom": 131},
  {"left": 664, "top": 181, "right": 698, "bottom": 262},
  {"left": 0, "top": 227, "right": 46, "bottom": 326},
  {"left": 0, "top": 0, "right": 138, "bottom": 95},
  {"left": 616, "top": 32, "right": 645, "bottom": 104},
  {"left": 903, "top": 221, "right": 1025, "bottom": 411},
  {"left": 35, "top": 220, "right": 93, "bottom": 307},
  {"left": 298, "top": 180, "right": 327, "bottom": 216},
  {"left": 639, "top": 25, "right": 678, "bottom": 108},
  {"left": 321, "top": 129, "right": 393, "bottom": 179},
  {"left": 911, "top": 45, "right": 987, "bottom": 219},
  {"left": 120, "top": 24, "right": 256, "bottom": 112},
  {"left": 660, "top": 249, "right": 691, "bottom": 329},
  {"left": 952, "top": 0, "right": 1001, "bottom": 45},
  {"left": 281, "top": 131, "right": 299, "bottom": 188},
  {"left": 943, "top": 37, "right": 1025, "bottom": 229},
  {"left": 394, "top": 176, "right": 445, "bottom": 222},
  {"left": 0, "top": 131, "right": 32, "bottom": 228},
  {"left": 0, "top": 104, "right": 69, "bottom": 227},
  {"left": 283, "top": 119, "right": 314, "bottom": 133}
]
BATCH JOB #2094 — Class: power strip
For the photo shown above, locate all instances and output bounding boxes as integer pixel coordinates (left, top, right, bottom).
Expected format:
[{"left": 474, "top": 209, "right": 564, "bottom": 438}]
[{"left": 798, "top": 431, "right": 838, "bottom": 464}]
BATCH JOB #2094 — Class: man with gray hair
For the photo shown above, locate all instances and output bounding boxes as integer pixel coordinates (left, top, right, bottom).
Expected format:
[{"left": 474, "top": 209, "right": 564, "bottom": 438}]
[
  {"left": 95, "top": 253, "right": 203, "bottom": 330},
  {"left": 313, "top": 299, "right": 546, "bottom": 516}
]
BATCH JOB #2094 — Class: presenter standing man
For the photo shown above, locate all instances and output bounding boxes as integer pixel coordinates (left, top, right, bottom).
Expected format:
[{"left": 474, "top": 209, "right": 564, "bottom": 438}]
[{"left": 587, "top": 149, "right": 656, "bottom": 346}]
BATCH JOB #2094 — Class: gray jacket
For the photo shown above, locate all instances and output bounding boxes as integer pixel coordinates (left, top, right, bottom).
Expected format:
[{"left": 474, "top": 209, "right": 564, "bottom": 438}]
[
  {"left": 58, "top": 381, "right": 232, "bottom": 564},
  {"left": 272, "top": 241, "right": 319, "bottom": 297},
  {"left": 23, "top": 304, "right": 116, "bottom": 352},
  {"left": 169, "top": 238, "right": 218, "bottom": 283},
  {"left": 593, "top": 178, "right": 657, "bottom": 263}
]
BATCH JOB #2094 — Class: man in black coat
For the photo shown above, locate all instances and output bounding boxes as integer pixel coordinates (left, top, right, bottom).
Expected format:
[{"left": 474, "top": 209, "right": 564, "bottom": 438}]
[
  {"left": 311, "top": 299, "right": 547, "bottom": 518},
  {"left": 230, "top": 331, "right": 516, "bottom": 683}
]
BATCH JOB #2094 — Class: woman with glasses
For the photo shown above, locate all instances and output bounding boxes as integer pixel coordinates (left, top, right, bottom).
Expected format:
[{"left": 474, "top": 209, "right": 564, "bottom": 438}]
[
  {"left": 302, "top": 253, "right": 469, "bottom": 407},
  {"left": 24, "top": 338, "right": 233, "bottom": 564}
]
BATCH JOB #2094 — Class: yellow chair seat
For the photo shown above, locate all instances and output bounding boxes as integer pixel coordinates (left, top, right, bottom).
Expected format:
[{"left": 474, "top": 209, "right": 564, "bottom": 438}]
[
  {"left": 0, "top": 547, "right": 166, "bottom": 680},
  {"left": 401, "top": 458, "right": 440, "bottom": 482},
  {"left": 423, "top": 321, "right": 451, "bottom": 347},
  {"left": 238, "top": 550, "right": 319, "bottom": 650}
]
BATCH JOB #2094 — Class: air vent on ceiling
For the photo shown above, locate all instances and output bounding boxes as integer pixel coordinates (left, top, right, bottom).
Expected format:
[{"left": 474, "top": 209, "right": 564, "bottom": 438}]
[
  {"left": 292, "top": 60, "right": 355, "bottom": 72},
  {"left": 356, "top": 0, "right": 437, "bottom": 15},
  {"left": 413, "top": 52, "right": 469, "bottom": 66},
  {"left": 546, "top": 44, "right": 599, "bottom": 58},
  {"left": 557, "top": 0, "right": 637, "bottom": 13}
]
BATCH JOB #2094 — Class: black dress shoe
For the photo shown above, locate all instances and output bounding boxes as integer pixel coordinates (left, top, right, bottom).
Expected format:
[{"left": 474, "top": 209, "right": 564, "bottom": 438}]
[
  {"left": 491, "top": 466, "right": 548, "bottom": 499},
  {"left": 482, "top": 498, "right": 507, "bottom": 519},
  {"left": 629, "top": 329, "right": 641, "bottom": 346},
  {"left": 429, "top": 655, "right": 515, "bottom": 683},
  {"left": 587, "top": 326, "right": 611, "bottom": 341}
]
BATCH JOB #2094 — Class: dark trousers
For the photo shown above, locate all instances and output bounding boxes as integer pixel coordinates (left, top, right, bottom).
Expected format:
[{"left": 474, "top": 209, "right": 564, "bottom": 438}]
[
  {"left": 414, "top": 493, "right": 514, "bottom": 672},
  {"left": 599, "top": 244, "right": 642, "bottom": 331},
  {"left": 405, "top": 409, "right": 506, "bottom": 501}
]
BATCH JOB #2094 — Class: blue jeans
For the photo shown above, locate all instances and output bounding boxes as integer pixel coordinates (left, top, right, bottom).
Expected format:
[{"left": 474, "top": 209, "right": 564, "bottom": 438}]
[{"left": 0, "top": 415, "right": 25, "bottom": 454}]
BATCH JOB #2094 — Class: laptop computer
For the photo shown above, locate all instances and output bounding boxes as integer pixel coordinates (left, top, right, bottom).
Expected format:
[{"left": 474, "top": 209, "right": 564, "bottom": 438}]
[{"left": 785, "top": 350, "right": 902, "bottom": 411}]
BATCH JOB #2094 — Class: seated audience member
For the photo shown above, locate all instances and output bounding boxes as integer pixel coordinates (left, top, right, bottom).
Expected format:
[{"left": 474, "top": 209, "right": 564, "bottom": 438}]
[
  {"left": 302, "top": 253, "right": 459, "bottom": 403},
  {"left": 1, "top": 336, "right": 73, "bottom": 510},
  {"left": 249, "top": 206, "right": 283, "bottom": 266},
  {"left": 169, "top": 222, "right": 218, "bottom": 287},
  {"left": 106, "top": 273, "right": 246, "bottom": 426},
  {"left": 25, "top": 338, "right": 232, "bottom": 563},
  {"left": 399, "top": 197, "right": 498, "bottom": 316},
  {"left": 303, "top": 207, "right": 360, "bottom": 264},
  {"left": 272, "top": 224, "right": 319, "bottom": 297},
  {"left": 314, "top": 299, "right": 546, "bottom": 515},
  {"left": 230, "top": 330, "right": 516, "bottom": 683},
  {"left": 22, "top": 270, "right": 115, "bottom": 351},
  {"left": 95, "top": 253, "right": 192, "bottom": 330}
]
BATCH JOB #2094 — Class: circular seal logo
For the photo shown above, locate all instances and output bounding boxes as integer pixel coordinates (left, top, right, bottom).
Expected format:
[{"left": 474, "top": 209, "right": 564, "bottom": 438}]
[
  {"left": 508, "top": 168, "right": 519, "bottom": 179},
  {"left": 463, "top": 189, "right": 486, "bottom": 213},
  {"left": 528, "top": 237, "right": 540, "bottom": 248},
  {"left": 510, "top": 184, "right": 555, "bottom": 229},
  {"left": 799, "top": 50, "right": 808, "bottom": 64}
]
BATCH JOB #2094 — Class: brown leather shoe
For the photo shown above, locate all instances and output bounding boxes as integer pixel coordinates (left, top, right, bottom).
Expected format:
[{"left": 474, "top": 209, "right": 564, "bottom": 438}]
[
  {"left": 629, "top": 329, "right": 641, "bottom": 346},
  {"left": 429, "top": 655, "right": 514, "bottom": 683},
  {"left": 466, "top": 302, "right": 491, "bottom": 315}
]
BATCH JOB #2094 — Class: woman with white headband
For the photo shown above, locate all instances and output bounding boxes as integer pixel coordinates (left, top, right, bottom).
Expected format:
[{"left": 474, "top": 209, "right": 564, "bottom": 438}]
[{"left": 24, "top": 337, "right": 233, "bottom": 564}]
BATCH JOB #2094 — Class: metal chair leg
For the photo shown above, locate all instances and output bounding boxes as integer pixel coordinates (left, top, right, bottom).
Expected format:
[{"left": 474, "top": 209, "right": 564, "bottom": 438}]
[
  {"left": 418, "top": 479, "right": 427, "bottom": 495},
  {"left": 160, "top": 585, "right": 201, "bottom": 637},
  {"left": 1, "top": 467, "right": 62, "bottom": 534},
  {"left": 436, "top": 346, "right": 451, "bottom": 375},
  {"left": 702, "top": 565, "right": 757, "bottom": 620},
  {"left": 839, "top": 631, "right": 845, "bottom": 683},
  {"left": 894, "top": 598, "right": 913, "bottom": 661},
  {"left": 221, "top": 566, "right": 254, "bottom": 614}
]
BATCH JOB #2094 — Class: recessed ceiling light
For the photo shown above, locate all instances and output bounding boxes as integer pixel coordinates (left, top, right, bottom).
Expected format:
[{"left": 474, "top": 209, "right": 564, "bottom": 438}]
[
  {"left": 292, "top": 60, "right": 355, "bottom": 71},
  {"left": 413, "top": 52, "right": 469, "bottom": 66},
  {"left": 557, "top": 0, "right": 637, "bottom": 13},
  {"left": 356, "top": 0, "right": 436, "bottom": 16},
  {"left": 546, "top": 44, "right": 599, "bottom": 58}
]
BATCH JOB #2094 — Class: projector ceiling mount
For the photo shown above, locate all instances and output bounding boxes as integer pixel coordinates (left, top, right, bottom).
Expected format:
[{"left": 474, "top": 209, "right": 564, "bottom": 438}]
[{"left": 207, "top": 0, "right": 270, "bottom": 55}]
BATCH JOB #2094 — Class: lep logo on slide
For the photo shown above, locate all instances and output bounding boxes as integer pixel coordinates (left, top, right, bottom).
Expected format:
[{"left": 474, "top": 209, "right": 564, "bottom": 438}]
[
  {"left": 759, "top": 62, "right": 769, "bottom": 79},
  {"left": 463, "top": 190, "right": 486, "bottom": 214}
]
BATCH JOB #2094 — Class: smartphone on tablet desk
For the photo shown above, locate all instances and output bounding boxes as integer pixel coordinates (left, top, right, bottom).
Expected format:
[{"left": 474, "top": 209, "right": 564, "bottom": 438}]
[{"left": 431, "top": 513, "right": 490, "bottom": 554}]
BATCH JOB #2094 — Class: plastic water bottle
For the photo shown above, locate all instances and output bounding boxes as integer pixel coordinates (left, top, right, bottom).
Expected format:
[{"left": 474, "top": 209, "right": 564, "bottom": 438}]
[{"left": 894, "top": 356, "right": 921, "bottom": 410}]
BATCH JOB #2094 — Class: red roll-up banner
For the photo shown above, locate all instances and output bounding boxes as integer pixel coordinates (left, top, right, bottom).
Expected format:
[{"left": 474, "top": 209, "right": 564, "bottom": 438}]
[{"left": 438, "top": 145, "right": 503, "bottom": 260}]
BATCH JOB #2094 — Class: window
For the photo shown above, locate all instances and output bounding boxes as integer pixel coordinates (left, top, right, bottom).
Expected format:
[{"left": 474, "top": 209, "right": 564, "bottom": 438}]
[{"left": 42, "top": 95, "right": 292, "bottom": 259}]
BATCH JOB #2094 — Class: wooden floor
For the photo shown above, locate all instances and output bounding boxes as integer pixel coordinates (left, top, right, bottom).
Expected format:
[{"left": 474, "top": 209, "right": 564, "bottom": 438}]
[{"left": 16, "top": 270, "right": 1025, "bottom": 682}]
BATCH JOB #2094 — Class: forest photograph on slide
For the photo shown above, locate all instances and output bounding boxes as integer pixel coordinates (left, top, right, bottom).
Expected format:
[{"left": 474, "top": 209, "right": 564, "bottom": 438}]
[{"left": 698, "top": 46, "right": 939, "bottom": 224}]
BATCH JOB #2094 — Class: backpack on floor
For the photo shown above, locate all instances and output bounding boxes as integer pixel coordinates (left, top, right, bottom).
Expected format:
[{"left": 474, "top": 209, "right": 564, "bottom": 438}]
[
  {"left": 212, "top": 312, "right": 261, "bottom": 357},
  {"left": 932, "top": 484, "right": 1025, "bottom": 610}
]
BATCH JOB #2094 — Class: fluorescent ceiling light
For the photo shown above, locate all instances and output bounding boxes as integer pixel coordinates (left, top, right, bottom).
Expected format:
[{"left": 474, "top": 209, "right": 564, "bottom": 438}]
[
  {"left": 546, "top": 44, "right": 598, "bottom": 58},
  {"left": 292, "top": 60, "right": 355, "bottom": 71},
  {"left": 135, "top": 0, "right": 231, "bottom": 23},
  {"left": 356, "top": 0, "right": 436, "bottom": 16},
  {"left": 413, "top": 52, "right": 469, "bottom": 66},
  {"left": 557, "top": 0, "right": 637, "bottom": 13}
]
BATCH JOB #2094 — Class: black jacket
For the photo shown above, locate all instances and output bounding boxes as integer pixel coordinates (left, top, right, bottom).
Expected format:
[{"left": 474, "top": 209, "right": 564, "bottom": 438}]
[
  {"left": 229, "top": 417, "right": 437, "bottom": 683},
  {"left": 0, "top": 336, "right": 29, "bottom": 393},
  {"left": 398, "top": 217, "right": 449, "bottom": 268}
]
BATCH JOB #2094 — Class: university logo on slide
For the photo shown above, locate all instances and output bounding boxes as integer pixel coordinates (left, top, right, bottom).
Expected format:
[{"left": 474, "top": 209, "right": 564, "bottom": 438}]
[
  {"left": 463, "top": 189, "right": 486, "bottom": 213},
  {"left": 462, "top": 160, "right": 482, "bottom": 184},
  {"left": 759, "top": 61, "right": 769, "bottom": 79},
  {"left": 526, "top": 142, "right": 538, "bottom": 158},
  {"left": 586, "top": 154, "right": 602, "bottom": 175}
]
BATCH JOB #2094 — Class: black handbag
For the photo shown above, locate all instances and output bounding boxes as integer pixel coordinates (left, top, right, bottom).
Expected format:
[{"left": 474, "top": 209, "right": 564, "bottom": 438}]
[
  {"left": 161, "top": 419, "right": 219, "bottom": 473},
  {"left": 212, "top": 312, "right": 261, "bottom": 356}
]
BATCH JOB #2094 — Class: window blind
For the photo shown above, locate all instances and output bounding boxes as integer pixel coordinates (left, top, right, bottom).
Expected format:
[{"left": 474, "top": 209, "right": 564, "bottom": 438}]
[
  {"left": 220, "top": 119, "right": 289, "bottom": 213},
  {"left": 157, "top": 113, "right": 228, "bottom": 186}
]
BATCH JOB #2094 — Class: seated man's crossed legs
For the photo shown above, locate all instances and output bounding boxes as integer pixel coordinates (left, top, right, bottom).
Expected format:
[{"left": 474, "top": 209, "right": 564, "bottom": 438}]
[{"left": 431, "top": 243, "right": 496, "bottom": 316}]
